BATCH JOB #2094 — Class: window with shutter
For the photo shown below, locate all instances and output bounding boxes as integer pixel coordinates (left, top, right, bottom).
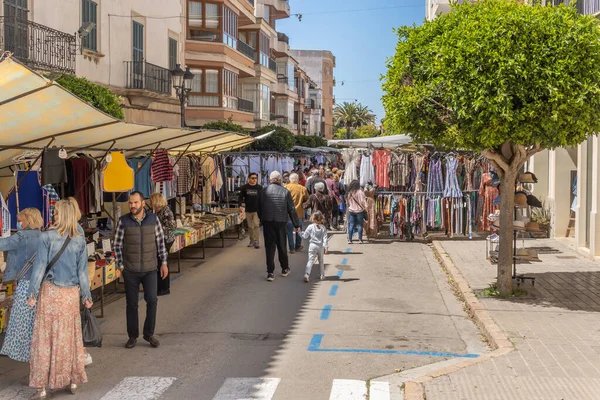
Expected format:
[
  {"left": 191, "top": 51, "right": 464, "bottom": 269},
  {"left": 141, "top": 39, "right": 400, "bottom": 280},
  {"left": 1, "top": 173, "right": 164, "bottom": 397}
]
[
  {"left": 168, "top": 38, "right": 177, "bottom": 70},
  {"left": 82, "top": 0, "right": 98, "bottom": 51},
  {"left": 132, "top": 21, "right": 144, "bottom": 88}
]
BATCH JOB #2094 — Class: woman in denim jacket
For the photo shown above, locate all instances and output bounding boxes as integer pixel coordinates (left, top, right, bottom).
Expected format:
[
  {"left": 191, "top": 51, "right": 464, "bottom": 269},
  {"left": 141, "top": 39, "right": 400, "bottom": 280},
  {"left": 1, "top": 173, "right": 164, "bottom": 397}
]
[
  {"left": 0, "top": 208, "right": 43, "bottom": 363},
  {"left": 27, "top": 200, "right": 92, "bottom": 400}
]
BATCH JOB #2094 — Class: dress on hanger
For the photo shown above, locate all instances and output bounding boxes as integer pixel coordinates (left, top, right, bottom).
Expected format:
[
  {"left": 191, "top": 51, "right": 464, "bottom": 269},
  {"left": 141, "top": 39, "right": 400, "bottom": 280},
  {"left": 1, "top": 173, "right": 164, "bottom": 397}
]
[
  {"left": 341, "top": 149, "right": 360, "bottom": 184},
  {"left": 372, "top": 149, "right": 391, "bottom": 188},
  {"left": 443, "top": 156, "right": 463, "bottom": 198},
  {"left": 359, "top": 153, "right": 375, "bottom": 187}
]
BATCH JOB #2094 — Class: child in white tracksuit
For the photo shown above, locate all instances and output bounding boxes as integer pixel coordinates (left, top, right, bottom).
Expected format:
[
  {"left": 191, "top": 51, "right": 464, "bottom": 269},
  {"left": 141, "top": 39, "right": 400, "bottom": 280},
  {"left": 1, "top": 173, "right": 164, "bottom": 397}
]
[{"left": 301, "top": 211, "right": 329, "bottom": 282}]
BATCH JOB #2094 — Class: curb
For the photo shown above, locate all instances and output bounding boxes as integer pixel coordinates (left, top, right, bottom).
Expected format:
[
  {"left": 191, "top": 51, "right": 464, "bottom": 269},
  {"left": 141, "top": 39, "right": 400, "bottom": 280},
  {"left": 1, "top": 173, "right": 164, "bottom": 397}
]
[{"left": 400, "top": 240, "right": 515, "bottom": 399}]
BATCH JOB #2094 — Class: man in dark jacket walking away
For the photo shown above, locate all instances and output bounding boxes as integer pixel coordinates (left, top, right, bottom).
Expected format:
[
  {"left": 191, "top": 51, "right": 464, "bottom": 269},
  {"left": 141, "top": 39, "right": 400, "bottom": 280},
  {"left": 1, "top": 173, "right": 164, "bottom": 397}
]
[
  {"left": 238, "top": 172, "right": 262, "bottom": 248},
  {"left": 114, "top": 191, "right": 168, "bottom": 349},
  {"left": 306, "top": 169, "right": 329, "bottom": 195},
  {"left": 260, "top": 171, "right": 300, "bottom": 282}
]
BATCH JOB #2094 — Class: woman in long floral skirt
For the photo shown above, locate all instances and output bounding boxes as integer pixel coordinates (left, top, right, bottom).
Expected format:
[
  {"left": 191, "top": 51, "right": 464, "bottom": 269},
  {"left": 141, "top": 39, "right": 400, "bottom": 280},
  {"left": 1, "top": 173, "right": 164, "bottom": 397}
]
[
  {"left": 0, "top": 208, "right": 43, "bottom": 363},
  {"left": 27, "top": 200, "right": 93, "bottom": 400}
]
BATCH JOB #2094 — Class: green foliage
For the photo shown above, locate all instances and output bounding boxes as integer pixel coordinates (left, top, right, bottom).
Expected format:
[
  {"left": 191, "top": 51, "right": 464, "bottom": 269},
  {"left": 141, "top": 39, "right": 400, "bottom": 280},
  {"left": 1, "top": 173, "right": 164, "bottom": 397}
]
[
  {"left": 333, "top": 102, "right": 376, "bottom": 130},
  {"left": 355, "top": 125, "right": 381, "bottom": 138},
  {"left": 294, "top": 135, "right": 328, "bottom": 148},
  {"left": 201, "top": 118, "right": 250, "bottom": 134},
  {"left": 251, "top": 124, "right": 295, "bottom": 152},
  {"left": 382, "top": 0, "right": 600, "bottom": 151},
  {"left": 334, "top": 128, "right": 348, "bottom": 139},
  {"left": 55, "top": 74, "right": 124, "bottom": 119},
  {"left": 481, "top": 283, "right": 528, "bottom": 298}
]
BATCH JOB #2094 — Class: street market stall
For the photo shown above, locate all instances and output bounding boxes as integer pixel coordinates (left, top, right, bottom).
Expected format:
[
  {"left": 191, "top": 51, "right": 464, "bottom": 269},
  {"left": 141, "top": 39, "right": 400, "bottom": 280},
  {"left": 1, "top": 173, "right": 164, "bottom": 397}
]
[{"left": 0, "top": 56, "right": 254, "bottom": 320}]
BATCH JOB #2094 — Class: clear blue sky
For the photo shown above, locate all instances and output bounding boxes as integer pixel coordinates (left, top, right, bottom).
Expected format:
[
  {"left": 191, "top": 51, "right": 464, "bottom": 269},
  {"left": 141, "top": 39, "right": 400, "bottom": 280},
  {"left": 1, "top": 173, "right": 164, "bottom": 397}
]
[{"left": 279, "top": 0, "right": 426, "bottom": 124}]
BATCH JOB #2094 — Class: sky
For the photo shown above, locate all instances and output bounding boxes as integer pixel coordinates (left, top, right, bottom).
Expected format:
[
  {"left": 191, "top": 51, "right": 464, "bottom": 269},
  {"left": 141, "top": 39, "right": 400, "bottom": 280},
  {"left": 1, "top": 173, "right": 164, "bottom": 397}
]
[{"left": 278, "top": 0, "right": 426, "bottom": 124}]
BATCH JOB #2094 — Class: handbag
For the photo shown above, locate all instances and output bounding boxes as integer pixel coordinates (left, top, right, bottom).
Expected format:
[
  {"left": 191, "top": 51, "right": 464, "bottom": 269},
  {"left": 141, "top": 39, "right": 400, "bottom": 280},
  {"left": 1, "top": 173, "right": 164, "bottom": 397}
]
[
  {"left": 81, "top": 308, "right": 103, "bottom": 347},
  {"left": 44, "top": 236, "right": 72, "bottom": 278},
  {"left": 15, "top": 253, "right": 37, "bottom": 281}
]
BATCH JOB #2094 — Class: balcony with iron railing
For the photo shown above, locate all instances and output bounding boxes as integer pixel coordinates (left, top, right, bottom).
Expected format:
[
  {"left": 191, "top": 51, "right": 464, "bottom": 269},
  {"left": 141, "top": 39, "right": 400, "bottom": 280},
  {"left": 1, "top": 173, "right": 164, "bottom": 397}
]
[
  {"left": 125, "top": 61, "right": 172, "bottom": 95},
  {"left": 305, "top": 99, "right": 322, "bottom": 109},
  {"left": 268, "top": 57, "right": 277, "bottom": 72},
  {"left": 237, "top": 40, "right": 255, "bottom": 60},
  {"left": 246, "top": 0, "right": 255, "bottom": 5},
  {"left": 277, "top": 32, "right": 289, "bottom": 44},
  {"left": 238, "top": 98, "right": 254, "bottom": 113},
  {"left": 0, "top": 17, "right": 76, "bottom": 74}
]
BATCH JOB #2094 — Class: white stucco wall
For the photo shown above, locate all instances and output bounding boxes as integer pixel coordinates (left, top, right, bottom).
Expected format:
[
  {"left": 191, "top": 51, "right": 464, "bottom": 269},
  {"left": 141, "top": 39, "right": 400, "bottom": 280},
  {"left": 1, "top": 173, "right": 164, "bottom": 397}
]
[{"left": 25, "top": 0, "right": 184, "bottom": 88}]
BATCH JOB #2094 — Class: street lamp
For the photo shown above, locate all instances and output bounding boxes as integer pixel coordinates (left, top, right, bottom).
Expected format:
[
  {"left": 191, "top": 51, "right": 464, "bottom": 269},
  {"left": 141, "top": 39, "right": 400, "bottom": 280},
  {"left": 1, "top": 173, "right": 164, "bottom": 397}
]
[
  {"left": 302, "top": 120, "right": 308, "bottom": 135},
  {"left": 172, "top": 64, "right": 194, "bottom": 127}
]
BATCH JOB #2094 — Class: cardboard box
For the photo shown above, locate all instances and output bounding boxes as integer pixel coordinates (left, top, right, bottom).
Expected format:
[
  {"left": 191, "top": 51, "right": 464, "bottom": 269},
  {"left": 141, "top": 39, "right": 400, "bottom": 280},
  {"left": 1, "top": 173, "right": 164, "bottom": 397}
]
[
  {"left": 91, "top": 270, "right": 103, "bottom": 290},
  {"left": 104, "top": 263, "right": 116, "bottom": 284},
  {"left": 87, "top": 262, "right": 97, "bottom": 283}
]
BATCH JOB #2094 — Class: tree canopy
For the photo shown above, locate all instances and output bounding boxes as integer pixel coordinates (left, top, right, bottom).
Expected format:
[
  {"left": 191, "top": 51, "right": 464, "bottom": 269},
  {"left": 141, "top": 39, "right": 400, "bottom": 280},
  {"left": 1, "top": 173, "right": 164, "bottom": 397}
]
[
  {"left": 250, "top": 125, "right": 295, "bottom": 152},
  {"left": 382, "top": 0, "right": 600, "bottom": 153},
  {"left": 334, "top": 125, "right": 381, "bottom": 139},
  {"left": 200, "top": 118, "right": 250, "bottom": 134},
  {"left": 333, "top": 102, "right": 376, "bottom": 131}
]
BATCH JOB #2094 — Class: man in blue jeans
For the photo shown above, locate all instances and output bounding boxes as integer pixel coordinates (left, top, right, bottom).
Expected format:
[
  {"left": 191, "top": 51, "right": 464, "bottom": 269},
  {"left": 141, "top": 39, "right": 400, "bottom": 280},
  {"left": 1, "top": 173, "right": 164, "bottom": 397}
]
[{"left": 285, "top": 173, "right": 309, "bottom": 253}]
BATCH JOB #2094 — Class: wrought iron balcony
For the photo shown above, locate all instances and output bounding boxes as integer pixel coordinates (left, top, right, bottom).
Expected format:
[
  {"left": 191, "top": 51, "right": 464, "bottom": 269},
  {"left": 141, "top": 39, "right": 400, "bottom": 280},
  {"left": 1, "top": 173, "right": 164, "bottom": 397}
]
[
  {"left": 125, "top": 61, "right": 172, "bottom": 95},
  {"left": 277, "top": 32, "right": 289, "bottom": 45},
  {"left": 0, "top": 17, "right": 76, "bottom": 74},
  {"left": 246, "top": 0, "right": 255, "bottom": 5},
  {"left": 237, "top": 40, "right": 255, "bottom": 60},
  {"left": 277, "top": 74, "right": 288, "bottom": 83},
  {"left": 238, "top": 98, "right": 254, "bottom": 113},
  {"left": 268, "top": 57, "right": 276, "bottom": 72}
]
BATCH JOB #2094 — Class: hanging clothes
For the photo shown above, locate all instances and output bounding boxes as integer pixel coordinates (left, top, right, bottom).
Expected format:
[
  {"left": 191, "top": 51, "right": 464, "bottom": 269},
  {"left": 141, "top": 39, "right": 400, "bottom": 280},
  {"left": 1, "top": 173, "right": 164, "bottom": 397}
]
[
  {"left": 41, "top": 148, "right": 67, "bottom": 186},
  {"left": 175, "top": 156, "right": 192, "bottom": 196},
  {"left": 0, "top": 193, "right": 10, "bottom": 238},
  {"left": 41, "top": 185, "right": 60, "bottom": 229},
  {"left": 360, "top": 152, "right": 375, "bottom": 187},
  {"left": 102, "top": 152, "right": 135, "bottom": 193},
  {"left": 341, "top": 149, "right": 360, "bottom": 184},
  {"left": 127, "top": 157, "right": 153, "bottom": 199},
  {"left": 7, "top": 171, "right": 43, "bottom": 230},
  {"left": 443, "top": 156, "right": 463, "bottom": 198},
  {"left": 411, "top": 154, "right": 425, "bottom": 193},
  {"left": 151, "top": 150, "right": 174, "bottom": 183},
  {"left": 389, "top": 151, "right": 410, "bottom": 189},
  {"left": 372, "top": 149, "right": 391, "bottom": 188},
  {"left": 426, "top": 157, "right": 444, "bottom": 197}
]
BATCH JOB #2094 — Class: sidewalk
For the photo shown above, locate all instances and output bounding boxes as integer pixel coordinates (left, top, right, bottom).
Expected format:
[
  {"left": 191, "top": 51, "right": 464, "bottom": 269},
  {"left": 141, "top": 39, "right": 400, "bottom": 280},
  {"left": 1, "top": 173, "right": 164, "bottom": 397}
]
[{"left": 422, "top": 238, "right": 600, "bottom": 399}]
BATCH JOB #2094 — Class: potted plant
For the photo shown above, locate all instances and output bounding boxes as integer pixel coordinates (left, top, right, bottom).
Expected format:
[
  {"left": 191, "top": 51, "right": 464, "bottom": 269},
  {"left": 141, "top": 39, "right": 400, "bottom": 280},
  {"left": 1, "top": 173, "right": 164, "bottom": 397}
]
[{"left": 531, "top": 202, "right": 551, "bottom": 238}]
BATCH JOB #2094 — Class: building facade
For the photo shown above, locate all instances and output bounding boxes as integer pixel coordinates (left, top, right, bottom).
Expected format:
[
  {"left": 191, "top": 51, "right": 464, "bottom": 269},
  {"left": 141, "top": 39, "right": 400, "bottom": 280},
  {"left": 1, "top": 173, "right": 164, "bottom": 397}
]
[
  {"left": 1, "top": 0, "right": 186, "bottom": 126},
  {"left": 289, "top": 49, "right": 336, "bottom": 139}
]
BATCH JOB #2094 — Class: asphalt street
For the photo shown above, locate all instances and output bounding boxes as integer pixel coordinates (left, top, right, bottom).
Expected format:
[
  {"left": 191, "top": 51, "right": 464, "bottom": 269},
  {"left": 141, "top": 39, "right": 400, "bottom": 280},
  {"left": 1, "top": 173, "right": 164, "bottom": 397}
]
[{"left": 0, "top": 230, "right": 488, "bottom": 400}]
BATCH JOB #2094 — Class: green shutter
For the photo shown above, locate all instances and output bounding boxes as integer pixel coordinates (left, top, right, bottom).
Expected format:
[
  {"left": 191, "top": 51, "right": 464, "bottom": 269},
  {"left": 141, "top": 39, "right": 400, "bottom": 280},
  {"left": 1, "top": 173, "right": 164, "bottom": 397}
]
[
  {"left": 82, "top": 0, "right": 97, "bottom": 51},
  {"left": 168, "top": 38, "right": 177, "bottom": 70},
  {"left": 132, "top": 21, "right": 144, "bottom": 62}
]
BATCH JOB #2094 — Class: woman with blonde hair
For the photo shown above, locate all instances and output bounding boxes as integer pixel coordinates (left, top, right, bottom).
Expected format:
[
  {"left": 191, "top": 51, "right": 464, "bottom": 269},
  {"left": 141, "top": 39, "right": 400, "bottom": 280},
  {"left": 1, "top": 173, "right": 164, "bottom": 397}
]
[
  {"left": 0, "top": 208, "right": 43, "bottom": 363},
  {"left": 27, "top": 200, "right": 92, "bottom": 399},
  {"left": 150, "top": 193, "right": 176, "bottom": 296}
]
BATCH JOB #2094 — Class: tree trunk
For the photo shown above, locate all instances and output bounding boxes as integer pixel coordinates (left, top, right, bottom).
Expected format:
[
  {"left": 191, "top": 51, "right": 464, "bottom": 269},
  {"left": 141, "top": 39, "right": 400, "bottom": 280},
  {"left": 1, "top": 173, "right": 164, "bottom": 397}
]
[
  {"left": 346, "top": 124, "right": 351, "bottom": 140},
  {"left": 497, "top": 170, "right": 517, "bottom": 295}
]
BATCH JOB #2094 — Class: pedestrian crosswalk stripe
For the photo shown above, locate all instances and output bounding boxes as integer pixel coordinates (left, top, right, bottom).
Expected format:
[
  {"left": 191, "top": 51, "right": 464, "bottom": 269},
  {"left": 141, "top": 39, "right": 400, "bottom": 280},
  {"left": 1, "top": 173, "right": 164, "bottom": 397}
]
[
  {"left": 100, "top": 377, "right": 176, "bottom": 400},
  {"left": 329, "top": 379, "right": 367, "bottom": 400},
  {"left": 369, "top": 381, "right": 391, "bottom": 400},
  {"left": 211, "top": 378, "right": 281, "bottom": 400}
]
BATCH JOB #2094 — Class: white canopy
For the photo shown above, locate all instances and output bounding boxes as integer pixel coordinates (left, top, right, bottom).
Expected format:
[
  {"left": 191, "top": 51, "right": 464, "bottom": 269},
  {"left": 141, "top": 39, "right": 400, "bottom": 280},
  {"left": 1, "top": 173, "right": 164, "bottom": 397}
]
[
  {"left": 328, "top": 134, "right": 414, "bottom": 149},
  {"left": 0, "top": 56, "right": 255, "bottom": 169}
]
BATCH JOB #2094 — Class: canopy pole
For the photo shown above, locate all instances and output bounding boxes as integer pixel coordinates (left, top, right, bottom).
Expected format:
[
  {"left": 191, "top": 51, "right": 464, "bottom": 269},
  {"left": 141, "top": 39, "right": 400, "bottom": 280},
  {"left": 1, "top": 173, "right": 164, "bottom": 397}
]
[{"left": 172, "top": 144, "right": 192, "bottom": 167}]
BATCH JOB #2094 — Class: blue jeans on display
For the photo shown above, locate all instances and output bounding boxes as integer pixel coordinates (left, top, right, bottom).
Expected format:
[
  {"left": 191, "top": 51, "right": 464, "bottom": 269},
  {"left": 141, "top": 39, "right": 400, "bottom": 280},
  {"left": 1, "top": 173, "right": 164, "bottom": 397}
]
[
  {"left": 348, "top": 212, "right": 364, "bottom": 242},
  {"left": 287, "top": 218, "right": 304, "bottom": 251}
]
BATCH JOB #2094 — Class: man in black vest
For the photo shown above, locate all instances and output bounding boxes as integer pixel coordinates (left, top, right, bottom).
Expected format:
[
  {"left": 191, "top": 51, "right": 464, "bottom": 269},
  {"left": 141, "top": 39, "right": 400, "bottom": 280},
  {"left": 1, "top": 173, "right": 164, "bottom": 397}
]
[{"left": 114, "top": 191, "right": 168, "bottom": 349}]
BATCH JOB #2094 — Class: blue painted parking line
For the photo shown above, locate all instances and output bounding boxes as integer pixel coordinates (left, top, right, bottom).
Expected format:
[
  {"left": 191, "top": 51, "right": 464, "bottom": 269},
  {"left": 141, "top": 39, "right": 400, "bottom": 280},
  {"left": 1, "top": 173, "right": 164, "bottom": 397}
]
[
  {"left": 320, "top": 305, "right": 333, "bottom": 320},
  {"left": 341, "top": 258, "right": 348, "bottom": 265},
  {"left": 329, "top": 285, "right": 339, "bottom": 296},
  {"left": 346, "top": 248, "right": 351, "bottom": 253},
  {"left": 308, "top": 334, "right": 479, "bottom": 358},
  {"left": 336, "top": 270, "right": 344, "bottom": 278}
]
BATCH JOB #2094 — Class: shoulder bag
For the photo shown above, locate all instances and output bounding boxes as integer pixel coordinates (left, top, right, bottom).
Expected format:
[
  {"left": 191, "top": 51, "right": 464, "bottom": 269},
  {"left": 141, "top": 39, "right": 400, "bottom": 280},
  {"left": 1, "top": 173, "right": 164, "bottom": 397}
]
[{"left": 44, "top": 236, "right": 72, "bottom": 278}]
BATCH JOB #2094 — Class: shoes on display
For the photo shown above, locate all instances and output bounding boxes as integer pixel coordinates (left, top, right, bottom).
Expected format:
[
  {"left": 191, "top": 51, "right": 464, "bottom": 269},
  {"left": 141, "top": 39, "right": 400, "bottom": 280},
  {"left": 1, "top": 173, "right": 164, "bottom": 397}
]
[
  {"left": 267, "top": 273, "right": 275, "bottom": 282},
  {"left": 125, "top": 337, "right": 137, "bottom": 349},
  {"left": 84, "top": 353, "right": 93, "bottom": 366},
  {"left": 144, "top": 336, "right": 160, "bottom": 348},
  {"left": 281, "top": 268, "right": 291, "bottom": 277},
  {"left": 303, "top": 274, "right": 309, "bottom": 283}
]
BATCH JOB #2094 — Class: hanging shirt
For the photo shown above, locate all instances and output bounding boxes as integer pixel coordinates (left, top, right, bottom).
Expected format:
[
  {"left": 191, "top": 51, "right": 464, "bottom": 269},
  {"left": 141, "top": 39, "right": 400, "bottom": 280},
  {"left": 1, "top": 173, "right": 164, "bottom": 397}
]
[
  {"left": 127, "top": 157, "right": 153, "bottom": 199},
  {"left": 443, "top": 156, "right": 463, "bottom": 198},
  {"left": 389, "top": 151, "right": 410, "bottom": 188},
  {"left": 360, "top": 154, "right": 375, "bottom": 187},
  {"left": 151, "top": 150, "right": 174, "bottom": 183},
  {"left": 372, "top": 149, "right": 391, "bottom": 188},
  {"left": 176, "top": 156, "right": 192, "bottom": 195},
  {"left": 341, "top": 149, "right": 360, "bottom": 184},
  {"left": 102, "top": 152, "right": 135, "bottom": 193}
]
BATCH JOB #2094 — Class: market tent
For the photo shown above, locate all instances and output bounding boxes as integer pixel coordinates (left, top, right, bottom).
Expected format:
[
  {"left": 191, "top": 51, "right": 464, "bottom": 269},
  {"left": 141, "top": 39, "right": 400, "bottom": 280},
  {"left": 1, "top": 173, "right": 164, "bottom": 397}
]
[
  {"left": 0, "top": 57, "right": 255, "bottom": 168},
  {"left": 327, "top": 135, "right": 414, "bottom": 149}
]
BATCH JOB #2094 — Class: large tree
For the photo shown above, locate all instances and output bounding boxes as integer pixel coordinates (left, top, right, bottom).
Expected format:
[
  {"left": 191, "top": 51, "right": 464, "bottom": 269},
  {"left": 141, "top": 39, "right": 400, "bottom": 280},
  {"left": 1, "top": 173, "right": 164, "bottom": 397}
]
[
  {"left": 333, "top": 101, "right": 376, "bottom": 139},
  {"left": 382, "top": 0, "right": 600, "bottom": 294}
]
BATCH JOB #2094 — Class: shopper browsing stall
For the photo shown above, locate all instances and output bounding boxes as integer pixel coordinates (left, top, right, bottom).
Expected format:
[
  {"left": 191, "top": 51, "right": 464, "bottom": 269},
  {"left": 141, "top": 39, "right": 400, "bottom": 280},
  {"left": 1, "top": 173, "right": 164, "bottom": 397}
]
[
  {"left": 239, "top": 173, "right": 263, "bottom": 249},
  {"left": 300, "top": 211, "right": 329, "bottom": 282},
  {"left": 0, "top": 208, "right": 43, "bottom": 364},
  {"left": 346, "top": 180, "right": 368, "bottom": 244},
  {"left": 150, "top": 193, "right": 176, "bottom": 296},
  {"left": 303, "top": 182, "right": 333, "bottom": 229},
  {"left": 259, "top": 171, "right": 300, "bottom": 282},
  {"left": 113, "top": 191, "right": 168, "bottom": 349},
  {"left": 285, "top": 173, "right": 309, "bottom": 254},
  {"left": 27, "top": 200, "right": 92, "bottom": 399}
]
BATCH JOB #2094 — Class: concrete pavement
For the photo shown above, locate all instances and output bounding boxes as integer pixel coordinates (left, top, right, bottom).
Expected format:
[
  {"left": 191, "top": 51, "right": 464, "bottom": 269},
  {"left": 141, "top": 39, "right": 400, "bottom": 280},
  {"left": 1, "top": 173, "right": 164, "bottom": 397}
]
[
  {"left": 415, "top": 238, "right": 600, "bottom": 400},
  {"left": 0, "top": 230, "right": 487, "bottom": 400}
]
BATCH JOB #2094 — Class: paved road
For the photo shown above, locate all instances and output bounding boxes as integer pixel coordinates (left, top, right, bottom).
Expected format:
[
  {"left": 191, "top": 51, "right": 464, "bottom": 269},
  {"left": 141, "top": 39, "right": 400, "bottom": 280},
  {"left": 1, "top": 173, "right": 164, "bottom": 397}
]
[{"left": 0, "top": 232, "right": 487, "bottom": 400}]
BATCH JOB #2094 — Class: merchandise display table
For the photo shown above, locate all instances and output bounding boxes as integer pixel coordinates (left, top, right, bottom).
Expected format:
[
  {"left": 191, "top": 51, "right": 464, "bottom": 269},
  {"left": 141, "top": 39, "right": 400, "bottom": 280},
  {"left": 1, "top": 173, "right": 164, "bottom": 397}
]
[{"left": 170, "top": 209, "right": 246, "bottom": 271}]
